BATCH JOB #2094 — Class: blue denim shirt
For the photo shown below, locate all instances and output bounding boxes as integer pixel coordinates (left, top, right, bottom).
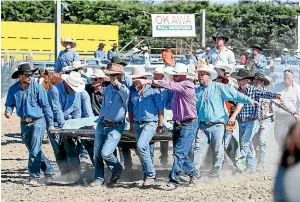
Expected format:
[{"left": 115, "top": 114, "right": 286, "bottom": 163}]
[
  {"left": 5, "top": 81, "right": 54, "bottom": 126},
  {"left": 80, "top": 90, "right": 94, "bottom": 118},
  {"left": 159, "top": 88, "right": 173, "bottom": 110},
  {"left": 94, "top": 50, "right": 107, "bottom": 61},
  {"left": 128, "top": 85, "right": 164, "bottom": 122},
  {"left": 107, "top": 49, "right": 120, "bottom": 60},
  {"left": 281, "top": 54, "right": 289, "bottom": 64},
  {"left": 55, "top": 49, "right": 80, "bottom": 73},
  {"left": 249, "top": 54, "right": 267, "bottom": 72},
  {"left": 195, "top": 81, "right": 252, "bottom": 123},
  {"left": 98, "top": 76, "right": 131, "bottom": 122},
  {"left": 48, "top": 82, "right": 81, "bottom": 127}
]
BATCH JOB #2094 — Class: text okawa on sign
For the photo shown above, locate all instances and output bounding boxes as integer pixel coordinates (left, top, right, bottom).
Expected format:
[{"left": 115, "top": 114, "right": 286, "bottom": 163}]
[{"left": 151, "top": 14, "right": 196, "bottom": 37}]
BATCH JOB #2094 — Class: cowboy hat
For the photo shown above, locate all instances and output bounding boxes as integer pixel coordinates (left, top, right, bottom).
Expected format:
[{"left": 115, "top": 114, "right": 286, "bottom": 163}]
[
  {"left": 251, "top": 44, "right": 263, "bottom": 51},
  {"left": 132, "top": 48, "right": 141, "bottom": 54},
  {"left": 246, "top": 49, "right": 252, "bottom": 54},
  {"left": 283, "top": 48, "right": 288, "bottom": 52},
  {"left": 231, "top": 69, "right": 254, "bottom": 80},
  {"left": 197, "top": 64, "right": 218, "bottom": 80},
  {"left": 98, "top": 42, "right": 105, "bottom": 47},
  {"left": 165, "top": 63, "right": 193, "bottom": 76},
  {"left": 153, "top": 66, "right": 165, "bottom": 74},
  {"left": 67, "top": 61, "right": 87, "bottom": 71},
  {"left": 61, "top": 37, "right": 76, "bottom": 48},
  {"left": 214, "top": 68, "right": 229, "bottom": 84},
  {"left": 251, "top": 72, "right": 270, "bottom": 86},
  {"left": 90, "top": 69, "right": 110, "bottom": 81},
  {"left": 63, "top": 71, "right": 85, "bottom": 92},
  {"left": 215, "top": 62, "right": 233, "bottom": 74},
  {"left": 112, "top": 43, "right": 118, "bottom": 47},
  {"left": 103, "top": 64, "right": 124, "bottom": 75},
  {"left": 11, "top": 63, "right": 39, "bottom": 79},
  {"left": 206, "top": 47, "right": 211, "bottom": 51},
  {"left": 212, "top": 31, "right": 229, "bottom": 42},
  {"left": 141, "top": 46, "right": 149, "bottom": 51},
  {"left": 128, "top": 67, "right": 152, "bottom": 78},
  {"left": 110, "top": 56, "right": 127, "bottom": 66}
]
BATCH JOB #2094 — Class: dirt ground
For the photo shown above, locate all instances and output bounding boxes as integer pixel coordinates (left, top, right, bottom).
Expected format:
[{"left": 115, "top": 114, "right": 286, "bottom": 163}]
[{"left": 1, "top": 112, "right": 280, "bottom": 202}]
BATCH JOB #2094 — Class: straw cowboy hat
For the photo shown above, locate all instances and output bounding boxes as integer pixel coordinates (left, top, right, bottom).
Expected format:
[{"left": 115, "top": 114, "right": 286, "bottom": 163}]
[
  {"left": 12, "top": 63, "right": 38, "bottom": 79},
  {"left": 132, "top": 48, "right": 141, "bottom": 54},
  {"left": 90, "top": 69, "right": 110, "bottom": 81},
  {"left": 197, "top": 64, "right": 218, "bottom": 80},
  {"left": 231, "top": 69, "right": 254, "bottom": 80},
  {"left": 61, "top": 37, "right": 76, "bottom": 48},
  {"left": 214, "top": 68, "right": 229, "bottom": 84},
  {"left": 128, "top": 67, "right": 152, "bottom": 78},
  {"left": 67, "top": 61, "right": 87, "bottom": 71},
  {"left": 63, "top": 71, "right": 85, "bottom": 92},
  {"left": 251, "top": 44, "right": 263, "bottom": 51},
  {"left": 212, "top": 31, "right": 229, "bottom": 42},
  {"left": 283, "top": 48, "right": 288, "bottom": 52},
  {"left": 215, "top": 62, "right": 233, "bottom": 74},
  {"left": 103, "top": 64, "right": 124, "bottom": 75},
  {"left": 141, "top": 46, "right": 149, "bottom": 51},
  {"left": 165, "top": 63, "right": 193, "bottom": 76},
  {"left": 251, "top": 72, "right": 271, "bottom": 86},
  {"left": 153, "top": 66, "right": 165, "bottom": 74},
  {"left": 246, "top": 49, "right": 252, "bottom": 54}
]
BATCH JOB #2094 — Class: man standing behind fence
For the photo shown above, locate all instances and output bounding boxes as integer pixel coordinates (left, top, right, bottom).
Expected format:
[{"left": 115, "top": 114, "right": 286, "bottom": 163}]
[{"left": 5, "top": 63, "right": 55, "bottom": 186}]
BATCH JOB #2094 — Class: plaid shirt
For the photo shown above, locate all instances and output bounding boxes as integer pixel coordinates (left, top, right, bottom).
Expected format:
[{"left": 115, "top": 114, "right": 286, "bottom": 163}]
[{"left": 237, "top": 84, "right": 278, "bottom": 120}]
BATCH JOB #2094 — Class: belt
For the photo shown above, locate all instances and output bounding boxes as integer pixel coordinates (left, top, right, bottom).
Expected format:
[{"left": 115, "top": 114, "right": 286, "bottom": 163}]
[
  {"left": 259, "top": 115, "right": 273, "bottom": 121},
  {"left": 238, "top": 118, "right": 257, "bottom": 123},
  {"left": 175, "top": 118, "right": 196, "bottom": 125},
  {"left": 199, "top": 121, "right": 218, "bottom": 126},
  {"left": 102, "top": 119, "right": 123, "bottom": 126},
  {"left": 20, "top": 117, "right": 40, "bottom": 124},
  {"left": 134, "top": 120, "right": 154, "bottom": 124}
]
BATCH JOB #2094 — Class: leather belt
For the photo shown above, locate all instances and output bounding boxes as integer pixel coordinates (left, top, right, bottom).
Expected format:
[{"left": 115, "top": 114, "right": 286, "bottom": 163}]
[
  {"left": 20, "top": 117, "right": 40, "bottom": 124},
  {"left": 134, "top": 120, "right": 154, "bottom": 124},
  {"left": 238, "top": 118, "right": 257, "bottom": 123},
  {"left": 199, "top": 121, "right": 217, "bottom": 126},
  {"left": 175, "top": 118, "right": 196, "bottom": 125},
  {"left": 102, "top": 119, "right": 122, "bottom": 126}
]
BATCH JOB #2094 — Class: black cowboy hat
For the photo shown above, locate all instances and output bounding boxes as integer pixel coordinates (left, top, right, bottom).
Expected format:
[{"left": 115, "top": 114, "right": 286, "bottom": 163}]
[
  {"left": 251, "top": 44, "right": 263, "bottom": 51},
  {"left": 212, "top": 31, "right": 229, "bottom": 42},
  {"left": 11, "top": 63, "right": 38, "bottom": 79},
  {"left": 110, "top": 56, "right": 127, "bottom": 66},
  {"left": 231, "top": 68, "right": 254, "bottom": 80},
  {"left": 251, "top": 72, "right": 270, "bottom": 86},
  {"left": 214, "top": 68, "right": 229, "bottom": 84}
]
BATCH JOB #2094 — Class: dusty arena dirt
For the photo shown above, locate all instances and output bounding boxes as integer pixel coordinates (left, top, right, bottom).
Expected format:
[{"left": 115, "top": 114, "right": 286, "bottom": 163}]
[{"left": 1, "top": 112, "right": 280, "bottom": 202}]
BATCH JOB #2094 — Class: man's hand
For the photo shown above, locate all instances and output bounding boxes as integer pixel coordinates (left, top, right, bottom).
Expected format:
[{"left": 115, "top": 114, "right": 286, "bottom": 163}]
[
  {"left": 250, "top": 99, "right": 259, "bottom": 106},
  {"left": 277, "top": 95, "right": 284, "bottom": 103},
  {"left": 61, "top": 66, "right": 69, "bottom": 72},
  {"left": 227, "top": 116, "right": 236, "bottom": 126},
  {"left": 111, "top": 78, "right": 121, "bottom": 87},
  {"left": 156, "top": 126, "right": 163, "bottom": 134},
  {"left": 134, "top": 79, "right": 149, "bottom": 87},
  {"left": 48, "top": 126, "right": 56, "bottom": 133},
  {"left": 293, "top": 113, "right": 299, "bottom": 121},
  {"left": 4, "top": 111, "right": 11, "bottom": 119}
]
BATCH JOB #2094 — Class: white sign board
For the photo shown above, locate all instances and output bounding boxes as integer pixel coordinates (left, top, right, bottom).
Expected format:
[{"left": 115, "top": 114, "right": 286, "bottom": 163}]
[{"left": 151, "top": 14, "right": 196, "bottom": 37}]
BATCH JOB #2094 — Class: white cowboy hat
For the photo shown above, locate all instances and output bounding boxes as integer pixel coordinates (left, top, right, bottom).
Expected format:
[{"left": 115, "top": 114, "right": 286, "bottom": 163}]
[
  {"left": 246, "top": 49, "right": 252, "bottom": 54},
  {"left": 165, "top": 63, "right": 193, "bottom": 76},
  {"left": 154, "top": 66, "right": 165, "bottom": 74},
  {"left": 61, "top": 37, "right": 76, "bottom": 48},
  {"left": 197, "top": 64, "right": 218, "bottom": 80},
  {"left": 283, "top": 48, "right": 288, "bottom": 52},
  {"left": 128, "top": 67, "right": 152, "bottom": 78},
  {"left": 66, "top": 61, "right": 87, "bottom": 71},
  {"left": 141, "top": 46, "right": 149, "bottom": 51},
  {"left": 215, "top": 62, "right": 234, "bottom": 74},
  {"left": 63, "top": 71, "right": 85, "bottom": 92},
  {"left": 132, "top": 48, "right": 141, "bottom": 54},
  {"left": 90, "top": 69, "right": 110, "bottom": 81}
]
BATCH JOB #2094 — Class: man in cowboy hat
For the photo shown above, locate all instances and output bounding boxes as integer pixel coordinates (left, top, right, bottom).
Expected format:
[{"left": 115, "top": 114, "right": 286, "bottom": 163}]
[
  {"left": 207, "top": 31, "right": 236, "bottom": 72},
  {"left": 110, "top": 56, "right": 128, "bottom": 66},
  {"left": 249, "top": 72, "right": 297, "bottom": 172},
  {"left": 47, "top": 71, "right": 85, "bottom": 179},
  {"left": 247, "top": 44, "right": 267, "bottom": 74},
  {"left": 193, "top": 65, "right": 254, "bottom": 180},
  {"left": 107, "top": 43, "right": 120, "bottom": 61},
  {"left": 91, "top": 63, "right": 131, "bottom": 187},
  {"left": 162, "top": 46, "right": 175, "bottom": 67},
  {"left": 273, "top": 69, "right": 300, "bottom": 146},
  {"left": 232, "top": 69, "right": 281, "bottom": 173},
  {"left": 55, "top": 36, "right": 80, "bottom": 73},
  {"left": 5, "top": 63, "right": 55, "bottom": 185},
  {"left": 281, "top": 48, "right": 290, "bottom": 65},
  {"left": 130, "top": 48, "right": 142, "bottom": 63},
  {"left": 141, "top": 46, "right": 151, "bottom": 68},
  {"left": 127, "top": 67, "right": 164, "bottom": 188},
  {"left": 134, "top": 63, "right": 199, "bottom": 190},
  {"left": 94, "top": 43, "right": 108, "bottom": 62}
]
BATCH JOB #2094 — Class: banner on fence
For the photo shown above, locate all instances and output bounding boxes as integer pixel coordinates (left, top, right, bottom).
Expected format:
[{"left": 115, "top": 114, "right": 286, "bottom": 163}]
[{"left": 151, "top": 14, "right": 196, "bottom": 37}]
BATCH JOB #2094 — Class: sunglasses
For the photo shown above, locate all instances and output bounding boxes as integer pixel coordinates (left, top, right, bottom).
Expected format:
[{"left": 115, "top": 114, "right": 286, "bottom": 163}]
[
  {"left": 22, "top": 74, "right": 33, "bottom": 78},
  {"left": 108, "top": 74, "right": 121, "bottom": 77}
]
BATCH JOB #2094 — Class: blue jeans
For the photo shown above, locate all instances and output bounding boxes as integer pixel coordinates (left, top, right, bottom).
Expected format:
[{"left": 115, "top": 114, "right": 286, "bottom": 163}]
[
  {"left": 193, "top": 123, "right": 225, "bottom": 176},
  {"left": 20, "top": 117, "right": 54, "bottom": 179},
  {"left": 239, "top": 120, "right": 258, "bottom": 171},
  {"left": 93, "top": 121, "right": 124, "bottom": 181},
  {"left": 274, "top": 167, "right": 287, "bottom": 202},
  {"left": 134, "top": 121, "right": 157, "bottom": 179},
  {"left": 253, "top": 117, "right": 272, "bottom": 166},
  {"left": 169, "top": 120, "right": 198, "bottom": 184}
]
